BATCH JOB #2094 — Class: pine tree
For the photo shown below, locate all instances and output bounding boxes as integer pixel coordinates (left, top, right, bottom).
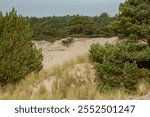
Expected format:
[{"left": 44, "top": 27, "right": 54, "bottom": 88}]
[
  {"left": 0, "top": 8, "right": 43, "bottom": 85},
  {"left": 110, "top": 0, "right": 150, "bottom": 45},
  {"left": 67, "top": 16, "right": 96, "bottom": 35}
]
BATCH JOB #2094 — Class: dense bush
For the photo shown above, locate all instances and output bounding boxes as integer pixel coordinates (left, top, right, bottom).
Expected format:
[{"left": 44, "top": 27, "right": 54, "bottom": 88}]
[
  {"left": 26, "top": 13, "right": 115, "bottom": 42},
  {"left": 0, "top": 9, "right": 43, "bottom": 85},
  {"left": 89, "top": 42, "right": 150, "bottom": 91},
  {"left": 67, "top": 16, "right": 96, "bottom": 35},
  {"left": 89, "top": 0, "right": 150, "bottom": 92}
]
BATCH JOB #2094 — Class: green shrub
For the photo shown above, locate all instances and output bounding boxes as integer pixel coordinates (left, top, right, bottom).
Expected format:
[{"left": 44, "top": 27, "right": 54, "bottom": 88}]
[
  {"left": 89, "top": 42, "right": 150, "bottom": 91},
  {"left": 0, "top": 8, "right": 43, "bottom": 85},
  {"left": 62, "top": 37, "right": 74, "bottom": 47}
]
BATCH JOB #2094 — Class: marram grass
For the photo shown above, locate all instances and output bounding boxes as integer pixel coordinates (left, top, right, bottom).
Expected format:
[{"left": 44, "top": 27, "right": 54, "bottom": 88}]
[{"left": 0, "top": 54, "right": 149, "bottom": 100}]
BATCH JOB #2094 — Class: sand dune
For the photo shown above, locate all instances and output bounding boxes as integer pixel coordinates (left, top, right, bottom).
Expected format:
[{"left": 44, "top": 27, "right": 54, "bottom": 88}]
[
  {"left": 33, "top": 37, "right": 150, "bottom": 99},
  {"left": 34, "top": 37, "right": 118, "bottom": 69}
]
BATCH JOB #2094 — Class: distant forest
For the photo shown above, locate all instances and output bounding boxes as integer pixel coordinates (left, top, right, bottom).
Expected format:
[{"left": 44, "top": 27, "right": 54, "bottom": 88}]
[{"left": 26, "top": 12, "right": 115, "bottom": 42}]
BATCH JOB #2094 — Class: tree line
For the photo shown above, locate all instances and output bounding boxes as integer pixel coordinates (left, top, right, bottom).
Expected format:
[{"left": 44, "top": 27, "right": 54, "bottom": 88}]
[{"left": 26, "top": 13, "right": 115, "bottom": 42}]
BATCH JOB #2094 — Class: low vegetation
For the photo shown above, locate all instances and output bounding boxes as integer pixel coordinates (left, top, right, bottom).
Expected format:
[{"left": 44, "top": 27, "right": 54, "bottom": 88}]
[
  {"left": 0, "top": 54, "right": 149, "bottom": 99},
  {"left": 61, "top": 37, "right": 74, "bottom": 47},
  {"left": 89, "top": 42, "right": 150, "bottom": 92}
]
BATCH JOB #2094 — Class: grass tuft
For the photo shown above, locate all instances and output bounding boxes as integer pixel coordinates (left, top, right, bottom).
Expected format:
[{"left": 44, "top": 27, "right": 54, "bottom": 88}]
[{"left": 0, "top": 54, "right": 149, "bottom": 99}]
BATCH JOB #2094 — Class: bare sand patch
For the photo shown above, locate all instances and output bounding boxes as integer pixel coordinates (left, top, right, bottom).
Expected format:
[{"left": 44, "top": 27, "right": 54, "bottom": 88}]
[
  {"left": 34, "top": 37, "right": 118, "bottom": 69},
  {"left": 33, "top": 37, "right": 150, "bottom": 100},
  {"left": 31, "top": 37, "right": 118, "bottom": 97}
]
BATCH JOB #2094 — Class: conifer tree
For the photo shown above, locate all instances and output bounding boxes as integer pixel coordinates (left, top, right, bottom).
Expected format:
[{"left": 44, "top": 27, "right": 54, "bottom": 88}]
[
  {"left": 0, "top": 8, "right": 43, "bottom": 85},
  {"left": 110, "top": 0, "right": 150, "bottom": 45},
  {"left": 67, "top": 16, "right": 96, "bottom": 35}
]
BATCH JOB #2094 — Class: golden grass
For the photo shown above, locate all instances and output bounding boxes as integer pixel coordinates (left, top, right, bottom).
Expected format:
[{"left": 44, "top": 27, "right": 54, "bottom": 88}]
[{"left": 0, "top": 54, "right": 149, "bottom": 100}]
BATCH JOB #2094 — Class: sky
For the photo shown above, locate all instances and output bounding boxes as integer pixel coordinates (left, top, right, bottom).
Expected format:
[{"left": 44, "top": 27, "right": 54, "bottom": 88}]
[{"left": 0, "top": 0, "right": 125, "bottom": 17}]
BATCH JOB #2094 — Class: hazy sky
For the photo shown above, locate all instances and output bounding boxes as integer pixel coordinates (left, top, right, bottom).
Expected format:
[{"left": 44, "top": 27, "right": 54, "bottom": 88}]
[{"left": 0, "top": 0, "right": 125, "bottom": 17}]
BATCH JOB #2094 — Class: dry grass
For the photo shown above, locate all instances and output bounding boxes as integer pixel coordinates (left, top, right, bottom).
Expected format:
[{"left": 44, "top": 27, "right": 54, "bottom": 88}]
[{"left": 0, "top": 54, "right": 149, "bottom": 100}]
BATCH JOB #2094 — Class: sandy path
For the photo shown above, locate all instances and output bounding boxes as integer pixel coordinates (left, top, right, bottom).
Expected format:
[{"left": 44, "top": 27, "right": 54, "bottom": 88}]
[{"left": 34, "top": 37, "right": 118, "bottom": 69}]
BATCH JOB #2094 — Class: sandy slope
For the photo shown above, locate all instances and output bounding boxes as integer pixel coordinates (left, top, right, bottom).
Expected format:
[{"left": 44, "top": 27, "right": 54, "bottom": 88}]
[
  {"left": 32, "top": 37, "right": 117, "bottom": 96},
  {"left": 33, "top": 37, "right": 150, "bottom": 99},
  {"left": 34, "top": 37, "right": 117, "bottom": 69}
]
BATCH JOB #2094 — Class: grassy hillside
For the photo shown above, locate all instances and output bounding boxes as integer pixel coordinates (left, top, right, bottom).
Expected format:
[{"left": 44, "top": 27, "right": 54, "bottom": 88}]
[{"left": 0, "top": 54, "right": 149, "bottom": 99}]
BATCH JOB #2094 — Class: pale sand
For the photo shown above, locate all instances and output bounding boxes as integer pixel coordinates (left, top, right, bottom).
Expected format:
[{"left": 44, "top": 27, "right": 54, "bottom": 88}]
[
  {"left": 34, "top": 37, "right": 118, "bottom": 69},
  {"left": 33, "top": 37, "right": 150, "bottom": 99},
  {"left": 31, "top": 37, "right": 117, "bottom": 96}
]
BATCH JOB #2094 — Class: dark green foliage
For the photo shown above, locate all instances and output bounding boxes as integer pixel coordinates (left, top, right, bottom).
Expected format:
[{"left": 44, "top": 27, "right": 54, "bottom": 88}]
[
  {"left": 26, "top": 13, "right": 114, "bottom": 42},
  {"left": 67, "top": 16, "right": 96, "bottom": 35},
  {"left": 27, "top": 16, "right": 69, "bottom": 42},
  {"left": 61, "top": 37, "right": 74, "bottom": 47},
  {"left": 109, "top": 0, "right": 150, "bottom": 45},
  {"left": 89, "top": 0, "right": 150, "bottom": 92},
  {"left": 94, "top": 12, "right": 115, "bottom": 37},
  {"left": 89, "top": 43, "right": 150, "bottom": 91},
  {"left": 0, "top": 8, "right": 43, "bottom": 85},
  {"left": 94, "top": 12, "right": 112, "bottom": 30}
]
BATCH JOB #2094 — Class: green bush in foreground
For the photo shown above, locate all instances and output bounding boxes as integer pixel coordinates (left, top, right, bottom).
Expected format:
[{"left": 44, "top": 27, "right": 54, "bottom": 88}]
[
  {"left": 0, "top": 8, "right": 43, "bottom": 85},
  {"left": 89, "top": 42, "right": 150, "bottom": 91}
]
